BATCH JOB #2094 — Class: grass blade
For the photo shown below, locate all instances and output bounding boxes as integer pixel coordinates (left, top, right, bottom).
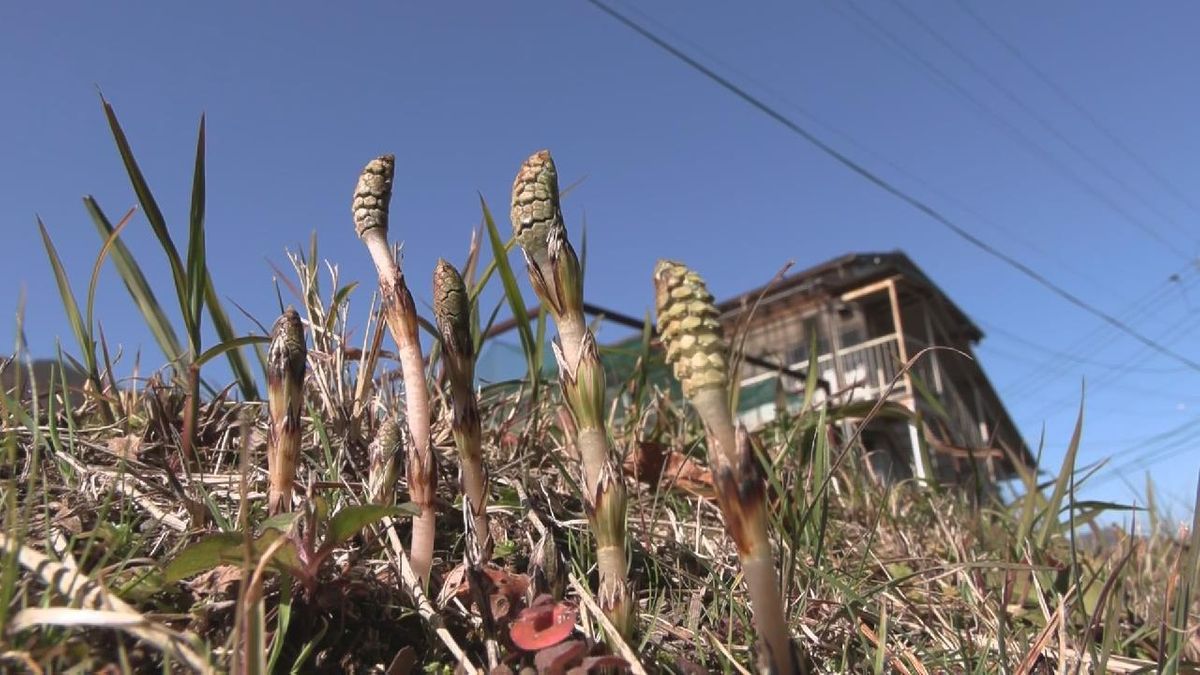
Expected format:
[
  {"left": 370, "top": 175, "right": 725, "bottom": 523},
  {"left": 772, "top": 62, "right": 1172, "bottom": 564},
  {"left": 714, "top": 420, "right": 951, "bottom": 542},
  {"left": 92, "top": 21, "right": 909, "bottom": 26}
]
[
  {"left": 1036, "top": 388, "right": 1085, "bottom": 549},
  {"left": 83, "top": 196, "right": 183, "bottom": 364},
  {"left": 85, "top": 207, "right": 136, "bottom": 342},
  {"left": 38, "top": 219, "right": 97, "bottom": 383},
  {"left": 196, "top": 336, "right": 271, "bottom": 368},
  {"left": 479, "top": 195, "right": 538, "bottom": 392},
  {"left": 186, "top": 114, "right": 207, "bottom": 348},
  {"left": 100, "top": 95, "right": 192, "bottom": 341},
  {"left": 206, "top": 277, "right": 261, "bottom": 400}
]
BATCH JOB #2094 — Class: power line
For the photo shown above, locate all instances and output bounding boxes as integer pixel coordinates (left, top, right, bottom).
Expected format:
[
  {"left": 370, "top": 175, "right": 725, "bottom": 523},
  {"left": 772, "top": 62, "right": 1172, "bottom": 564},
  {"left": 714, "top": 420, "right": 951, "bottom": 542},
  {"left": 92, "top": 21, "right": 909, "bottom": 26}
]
[
  {"left": 889, "top": 0, "right": 1198, "bottom": 245},
  {"left": 1087, "top": 413, "right": 1200, "bottom": 489},
  {"left": 586, "top": 0, "right": 1200, "bottom": 374},
  {"left": 1000, "top": 264, "right": 1197, "bottom": 399},
  {"left": 954, "top": 0, "right": 1200, "bottom": 219},
  {"left": 976, "top": 320, "right": 1187, "bottom": 374},
  {"left": 830, "top": 0, "right": 1193, "bottom": 259},
  {"left": 1021, "top": 306, "right": 1200, "bottom": 421},
  {"left": 604, "top": 2, "right": 1128, "bottom": 299}
]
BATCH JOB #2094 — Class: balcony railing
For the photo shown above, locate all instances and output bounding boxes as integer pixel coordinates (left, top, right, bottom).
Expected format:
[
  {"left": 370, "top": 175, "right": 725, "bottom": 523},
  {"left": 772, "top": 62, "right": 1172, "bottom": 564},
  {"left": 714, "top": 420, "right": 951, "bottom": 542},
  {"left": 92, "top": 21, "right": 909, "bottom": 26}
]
[
  {"left": 736, "top": 332, "right": 989, "bottom": 450},
  {"left": 739, "top": 332, "right": 907, "bottom": 404}
]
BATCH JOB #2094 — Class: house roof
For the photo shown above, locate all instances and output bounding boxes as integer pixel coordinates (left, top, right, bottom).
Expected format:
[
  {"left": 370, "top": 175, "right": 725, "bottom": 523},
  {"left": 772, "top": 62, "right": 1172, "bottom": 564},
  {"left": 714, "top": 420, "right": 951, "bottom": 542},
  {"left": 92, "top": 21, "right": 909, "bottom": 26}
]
[{"left": 716, "top": 251, "right": 984, "bottom": 342}]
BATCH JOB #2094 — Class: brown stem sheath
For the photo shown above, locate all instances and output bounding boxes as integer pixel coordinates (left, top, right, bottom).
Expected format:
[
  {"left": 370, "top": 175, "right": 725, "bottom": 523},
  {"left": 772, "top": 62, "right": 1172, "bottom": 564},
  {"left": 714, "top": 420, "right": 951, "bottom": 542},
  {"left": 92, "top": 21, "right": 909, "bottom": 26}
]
[{"left": 266, "top": 308, "right": 306, "bottom": 516}]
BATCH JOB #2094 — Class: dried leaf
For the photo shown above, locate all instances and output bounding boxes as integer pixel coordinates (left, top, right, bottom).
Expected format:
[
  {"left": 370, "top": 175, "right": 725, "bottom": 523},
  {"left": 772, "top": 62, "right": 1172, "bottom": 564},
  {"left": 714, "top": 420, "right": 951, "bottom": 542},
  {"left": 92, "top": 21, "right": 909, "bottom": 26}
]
[
  {"left": 623, "top": 440, "right": 714, "bottom": 497},
  {"left": 107, "top": 433, "right": 144, "bottom": 460},
  {"left": 385, "top": 646, "right": 416, "bottom": 675},
  {"left": 186, "top": 564, "right": 243, "bottom": 597},
  {"left": 441, "top": 562, "right": 531, "bottom": 622}
]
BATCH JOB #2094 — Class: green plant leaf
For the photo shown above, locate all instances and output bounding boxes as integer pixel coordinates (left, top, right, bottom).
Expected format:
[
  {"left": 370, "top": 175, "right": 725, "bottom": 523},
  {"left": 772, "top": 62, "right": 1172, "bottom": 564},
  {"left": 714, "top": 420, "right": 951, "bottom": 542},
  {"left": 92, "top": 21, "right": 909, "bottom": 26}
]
[
  {"left": 259, "top": 512, "right": 300, "bottom": 534},
  {"left": 326, "top": 503, "right": 420, "bottom": 548},
  {"left": 163, "top": 532, "right": 243, "bottom": 582},
  {"left": 83, "top": 196, "right": 183, "bottom": 365},
  {"left": 205, "top": 276, "right": 260, "bottom": 400},
  {"left": 38, "top": 218, "right": 96, "bottom": 381},
  {"left": 101, "top": 95, "right": 192, "bottom": 344},
  {"left": 195, "top": 335, "right": 270, "bottom": 368},
  {"left": 185, "top": 114, "right": 207, "bottom": 349},
  {"left": 479, "top": 195, "right": 537, "bottom": 393},
  {"left": 1036, "top": 389, "right": 1085, "bottom": 549}
]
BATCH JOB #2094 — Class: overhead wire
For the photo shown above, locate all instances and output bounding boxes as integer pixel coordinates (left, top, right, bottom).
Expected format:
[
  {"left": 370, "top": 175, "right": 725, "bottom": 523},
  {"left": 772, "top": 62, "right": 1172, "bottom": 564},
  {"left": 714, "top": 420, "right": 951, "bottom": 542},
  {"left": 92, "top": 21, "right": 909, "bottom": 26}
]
[
  {"left": 954, "top": 0, "right": 1200, "bottom": 219},
  {"left": 585, "top": 0, "right": 1200, "bottom": 374},
  {"left": 888, "top": 0, "right": 1198, "bottom": 245},
  {"left": 612, "top": 0, "right": 1200, "bottom": 418},
  {"left": 1086, "top": 412, "right": 1200, "bottom": 489},
  {"left": 830, "top": 0, "right": 1194, "bottom": 260},
  {"left": 974, "top": 322, "right": 1188, "bottom": 374},
  {"left": 603, "top": 1, "right": 1128, "bottom": 299},
  {"left": 999, "top": 264, "right": 1198, "bottom": 399},
  {"left": 1021, "top": 305, "right": 1200, "bottom": 421}
]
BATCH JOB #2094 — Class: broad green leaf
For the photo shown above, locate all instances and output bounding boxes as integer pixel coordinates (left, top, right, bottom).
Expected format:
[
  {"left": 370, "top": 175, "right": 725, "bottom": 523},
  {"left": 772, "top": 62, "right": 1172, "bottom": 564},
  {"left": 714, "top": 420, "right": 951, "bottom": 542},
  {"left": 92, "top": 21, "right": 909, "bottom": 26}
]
[
  {"left": 326, "top": 503, "right": 420, "bottom": 547},
  {"left": 164, "top": 530, "right": 304, "bottom": 584},
  {"left": 259, "top": 512, "right": 300, "bottom": 533},
  {"left": 84, "top": 196, "right": 183, "bottom": 364},
  {"left": 163, "top": 532, "right": 243, "bottom": 582}
]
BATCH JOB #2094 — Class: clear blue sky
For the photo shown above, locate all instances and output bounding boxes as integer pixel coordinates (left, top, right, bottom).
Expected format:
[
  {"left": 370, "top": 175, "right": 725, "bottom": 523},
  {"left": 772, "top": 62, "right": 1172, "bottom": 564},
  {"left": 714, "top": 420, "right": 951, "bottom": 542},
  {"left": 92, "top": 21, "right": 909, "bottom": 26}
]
[{"left": 3, "top": 3, "right": 1199, "bottom": 518}]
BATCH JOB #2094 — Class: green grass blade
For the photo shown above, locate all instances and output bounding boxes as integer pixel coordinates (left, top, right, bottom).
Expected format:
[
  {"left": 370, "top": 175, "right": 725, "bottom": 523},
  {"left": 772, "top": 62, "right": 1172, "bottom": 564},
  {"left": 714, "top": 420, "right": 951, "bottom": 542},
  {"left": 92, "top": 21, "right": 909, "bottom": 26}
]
[
  {"left": 1164, "top": 471, "right": 1200, "bottom": 674},
  {"left": 100, "top": 95, "right": 192, "bottom": 342},
  {"left": 195, "top": 336, "right": 270, "bottom": 368},
  {"left": 474, "top": 296, "right": 506, "bottom": 356},
  {"left": 38, "top": 218, "right": 96, "bottom": 380},
  {"left": 479, "top": 195, "right": 537, "bottom": 387},
  {"left": 185, "top": 114, "right": 207, "bottom": 348},
  {"left": 85, "top": 206, "right": 136, "bottom": 344},
  {"left": 83, "top": 196, "right": 184, "bottom": 364},
  {"left": 1036, "top": 388, "right": 1085, "bottom": 549},
  {"left": 799, "top": 327, "right": 820, "bottom": 412},
  {"left": 205, "top": 277, "right": 260, "bottom": 400}
]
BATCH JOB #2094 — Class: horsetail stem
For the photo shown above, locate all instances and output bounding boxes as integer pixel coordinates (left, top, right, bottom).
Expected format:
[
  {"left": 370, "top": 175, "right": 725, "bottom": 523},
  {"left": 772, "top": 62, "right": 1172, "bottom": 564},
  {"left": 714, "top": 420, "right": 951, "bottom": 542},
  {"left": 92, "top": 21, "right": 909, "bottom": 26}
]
[
  {"left": 654, "top": 259, "right": 800, "bottom": 674},
  {"left": 266, "top": 307, "right": 306, "bottom": 516},
  {"left": 433, "top": 259, "right": 491, "bottom": 558},
  {"left": 353, "top": 154, "right": 436, "bottom": 585},
  {"left": 512, "top": 150, "right": 633, "bottom": 640}
]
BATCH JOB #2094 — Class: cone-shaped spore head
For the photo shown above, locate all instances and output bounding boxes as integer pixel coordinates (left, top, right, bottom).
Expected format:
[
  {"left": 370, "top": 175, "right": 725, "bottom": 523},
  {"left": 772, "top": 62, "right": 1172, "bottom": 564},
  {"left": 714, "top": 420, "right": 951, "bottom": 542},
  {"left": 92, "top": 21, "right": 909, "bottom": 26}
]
[
  {"left": 352, "top": 154, "right": 395, "bottom": 240},
  {"left": 432, "top": 258, "right": 473, "bottom": 364},
  {"left": 653, "top": 260, "right": 729, "bottom": 398}
]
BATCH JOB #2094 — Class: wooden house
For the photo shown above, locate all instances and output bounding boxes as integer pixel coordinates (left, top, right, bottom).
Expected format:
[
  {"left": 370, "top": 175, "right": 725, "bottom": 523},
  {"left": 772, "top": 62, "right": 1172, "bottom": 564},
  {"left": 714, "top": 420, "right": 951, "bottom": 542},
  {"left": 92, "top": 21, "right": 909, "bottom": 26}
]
[
  {"left": 483, "top": 250, "right": 1035, "bottom": 491},
  {"left": 721, "top": 251, "right": 1033, "bottom": 488}
]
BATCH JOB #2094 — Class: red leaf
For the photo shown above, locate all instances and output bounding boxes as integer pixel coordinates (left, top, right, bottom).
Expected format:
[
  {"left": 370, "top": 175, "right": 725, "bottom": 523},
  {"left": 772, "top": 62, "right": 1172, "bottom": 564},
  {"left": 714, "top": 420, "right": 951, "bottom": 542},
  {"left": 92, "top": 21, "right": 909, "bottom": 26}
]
[{"left": 509, "top": 601, "right": 578, "bottom": 652}]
